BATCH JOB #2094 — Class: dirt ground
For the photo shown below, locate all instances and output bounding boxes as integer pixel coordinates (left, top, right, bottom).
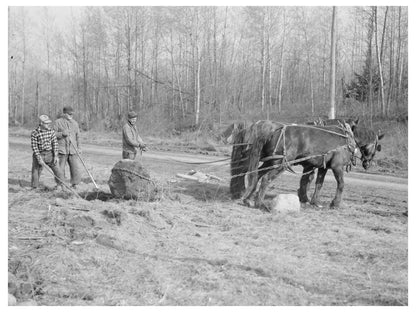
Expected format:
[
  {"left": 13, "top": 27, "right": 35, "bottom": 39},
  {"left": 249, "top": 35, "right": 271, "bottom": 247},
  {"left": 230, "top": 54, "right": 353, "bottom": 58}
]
[{"left": 8, "top": 138, "right": 408, "bottom": 306}]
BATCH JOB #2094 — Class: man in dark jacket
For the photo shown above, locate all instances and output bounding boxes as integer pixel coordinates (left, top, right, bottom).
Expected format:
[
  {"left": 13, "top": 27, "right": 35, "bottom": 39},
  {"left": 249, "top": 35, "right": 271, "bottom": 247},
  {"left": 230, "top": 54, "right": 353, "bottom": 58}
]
[
  {"left": 53, "top": 106, "right": 82, "bottom": 188},
  {"left": 31, "top": 115, "right": 64, "bottom": 190},
  {"left": 122, "top": 111, "right": 147, "bottom": 160}
]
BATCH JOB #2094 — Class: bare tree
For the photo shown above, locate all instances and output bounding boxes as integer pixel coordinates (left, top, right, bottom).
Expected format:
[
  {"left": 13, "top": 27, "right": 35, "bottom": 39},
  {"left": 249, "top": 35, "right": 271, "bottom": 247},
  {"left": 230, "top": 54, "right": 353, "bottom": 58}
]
[
  {"left": 7, "top": 7, "right": 408, "bottom": 128},
  {"left": 260, "top": 9, "right": 266, "bottom": 112},
  {"left": 366, "top": 8, "right": 374, "bottom": 125},
  {"left": 374, "top": 6, "right": 386, "bottom": 117},
  {"left": 193, "top": 8, "right": 202, "bottom": 125},
  {"left": 300, "top": 8, "right": 315, "bottom": 115},
  {"left": 329, "top": 6, "right": 337, "bottom": 119},
  {"left": 19, "top": 7, "right": 27, "bottom": 124},
  {"left": 42, "top": 8, "right": 53, "bottom": 116},
  {"left": 277, "top": 8, "right": 286, "bottom": 113}
]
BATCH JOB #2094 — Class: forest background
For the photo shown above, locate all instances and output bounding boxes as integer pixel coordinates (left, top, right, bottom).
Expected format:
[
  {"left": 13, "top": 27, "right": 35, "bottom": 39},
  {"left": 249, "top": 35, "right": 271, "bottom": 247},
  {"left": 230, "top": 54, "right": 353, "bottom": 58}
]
[{"left": 8, "top": 6, "right": 408, "bottom": 135}]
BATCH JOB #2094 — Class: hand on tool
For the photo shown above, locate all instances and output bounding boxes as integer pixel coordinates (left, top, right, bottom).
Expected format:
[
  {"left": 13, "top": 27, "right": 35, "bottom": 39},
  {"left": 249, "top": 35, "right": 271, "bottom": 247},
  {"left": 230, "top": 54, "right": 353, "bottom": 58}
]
[
  {"left": 53, "top": 154, "right": 59, "bottom": 166},
  {"left": 69, "top": 139, "right": 98, "bottom": 189},
  {"left": 38, "top": 158, "right": 46, "bottom": 167},
  {"left": 62, "top": 130, "right": 69, "bottom": 137}
]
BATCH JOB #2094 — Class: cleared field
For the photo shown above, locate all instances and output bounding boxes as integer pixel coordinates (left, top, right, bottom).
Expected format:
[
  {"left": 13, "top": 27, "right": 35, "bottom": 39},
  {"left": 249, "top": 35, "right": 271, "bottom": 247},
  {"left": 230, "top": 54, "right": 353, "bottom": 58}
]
[{"left": 8, "top": 139, "right": 407, "bottom": 305}]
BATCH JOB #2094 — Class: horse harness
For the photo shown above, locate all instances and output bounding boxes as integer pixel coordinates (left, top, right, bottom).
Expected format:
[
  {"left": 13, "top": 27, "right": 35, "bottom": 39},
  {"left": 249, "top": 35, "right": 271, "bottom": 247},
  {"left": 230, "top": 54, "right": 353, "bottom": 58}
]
[{"left": 260, "top": 123, "right": 359, "bottom": 174}]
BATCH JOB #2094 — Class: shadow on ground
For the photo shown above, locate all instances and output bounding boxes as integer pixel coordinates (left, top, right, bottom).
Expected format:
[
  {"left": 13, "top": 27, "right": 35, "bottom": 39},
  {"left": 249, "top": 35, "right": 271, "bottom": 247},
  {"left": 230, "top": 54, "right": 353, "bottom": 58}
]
[
  {"left": 171, "top": 180, "right": 231, "bottom": 202},
  {"left": 8, "top": 178, "right": 31, "bottom": 188},
  {"left": 80, "top": 190, "right": 115, "bottom": 202}
]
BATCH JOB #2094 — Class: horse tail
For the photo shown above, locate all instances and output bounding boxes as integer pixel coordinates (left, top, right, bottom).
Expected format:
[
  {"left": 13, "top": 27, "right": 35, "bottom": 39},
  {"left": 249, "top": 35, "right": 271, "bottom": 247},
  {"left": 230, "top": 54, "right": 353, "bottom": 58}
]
[
  {"left": 230, "top": 121, "right": 280, "bottom": 199},
  {"left": 230, "top": 128, "right": 249, "bottom": 199}
]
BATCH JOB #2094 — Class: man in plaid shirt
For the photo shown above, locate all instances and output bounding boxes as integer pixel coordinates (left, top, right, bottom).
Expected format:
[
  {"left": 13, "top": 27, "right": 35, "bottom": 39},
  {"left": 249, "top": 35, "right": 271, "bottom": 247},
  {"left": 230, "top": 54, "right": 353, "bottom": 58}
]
[{"left": 31, "top": 115, "right": 64, "bottom": 189}]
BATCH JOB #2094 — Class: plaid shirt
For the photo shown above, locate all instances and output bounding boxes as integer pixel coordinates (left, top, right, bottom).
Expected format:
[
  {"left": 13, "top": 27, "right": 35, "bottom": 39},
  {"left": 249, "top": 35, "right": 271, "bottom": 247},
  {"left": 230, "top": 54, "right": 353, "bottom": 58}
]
[{"left": 31, "top": 126, "right": 58, "bottom": 162}]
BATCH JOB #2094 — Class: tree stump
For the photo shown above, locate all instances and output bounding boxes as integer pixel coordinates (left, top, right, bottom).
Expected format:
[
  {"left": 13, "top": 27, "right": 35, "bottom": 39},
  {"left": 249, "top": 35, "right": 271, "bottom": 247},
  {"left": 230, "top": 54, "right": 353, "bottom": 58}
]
[{"left": 108, "top": 160, "right": 157, "bottom": 200}]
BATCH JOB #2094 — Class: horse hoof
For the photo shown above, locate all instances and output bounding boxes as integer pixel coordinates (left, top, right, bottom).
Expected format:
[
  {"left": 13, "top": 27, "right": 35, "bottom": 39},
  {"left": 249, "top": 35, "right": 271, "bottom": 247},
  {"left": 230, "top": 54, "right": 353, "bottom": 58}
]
[
  {"left": 242, "top": 199, "right": 254, "bottom": 208},
  {"left": 257, "top": 202, "right": 271, "bottom": 212},
  {"left": 311, "top": 202, "right": 324, "bottom": 208},
  {"left": 300, "top": 202, "right": 309, "bottom": 209},
  {"left": 329, "top": 202, "right": 340, "bottom": 209}
]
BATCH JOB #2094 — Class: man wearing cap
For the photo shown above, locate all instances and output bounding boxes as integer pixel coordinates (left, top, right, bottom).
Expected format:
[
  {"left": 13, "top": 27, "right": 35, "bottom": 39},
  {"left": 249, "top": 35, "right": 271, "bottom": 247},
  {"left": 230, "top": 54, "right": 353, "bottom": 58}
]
[
  {"left": 122, "top": 111, "right": 147, "bottom": 160},
  {"left": 31, "top": 115, "right": 64, "bottom": 190},
  {"left": 53, "top": 106, "right": 82, "bottom": 188}
]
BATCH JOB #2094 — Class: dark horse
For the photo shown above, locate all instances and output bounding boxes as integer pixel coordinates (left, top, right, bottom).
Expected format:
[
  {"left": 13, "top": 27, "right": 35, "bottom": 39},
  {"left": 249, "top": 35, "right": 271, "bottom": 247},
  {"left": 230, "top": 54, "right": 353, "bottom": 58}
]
[{"left": 229, "top": 120, "right": 384, "bottom": 209}]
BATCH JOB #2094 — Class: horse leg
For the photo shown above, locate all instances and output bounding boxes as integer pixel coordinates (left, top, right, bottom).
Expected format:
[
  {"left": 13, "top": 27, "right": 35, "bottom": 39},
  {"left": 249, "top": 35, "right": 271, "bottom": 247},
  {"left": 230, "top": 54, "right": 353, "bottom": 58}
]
[
  {"left": 241, "top": 160, "right": 275, "bottom": 207},
  {"left": 254, "top": 167, "right": 285, "bottom": 210},
  {"left": 330, "top": 166, "right": 344, "bottom": 209},
  {"left": 297, "top": 167, "right": 315, "bottom": 204},
  {"left": 240, "top": 153, "right": 264, "bottom": 206},
  {"left": 310, "top": 167, "right": 328, "bottom": 208},
  {"left": 241, "top": 171, "right": 259, "bottom": 207}
]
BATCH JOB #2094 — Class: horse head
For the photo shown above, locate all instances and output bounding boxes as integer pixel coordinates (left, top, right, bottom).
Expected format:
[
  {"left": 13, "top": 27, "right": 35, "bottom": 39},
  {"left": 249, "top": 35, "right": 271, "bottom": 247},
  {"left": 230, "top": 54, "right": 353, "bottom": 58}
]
[
  {"left": 351, "top": 126, "right": 384, "bottom": 170},
  {"left": 345, "top": 117, "right": 360, "bottom": 128},
  {"left": 220, "top": 122, "right": 247, "bottom": 144}
]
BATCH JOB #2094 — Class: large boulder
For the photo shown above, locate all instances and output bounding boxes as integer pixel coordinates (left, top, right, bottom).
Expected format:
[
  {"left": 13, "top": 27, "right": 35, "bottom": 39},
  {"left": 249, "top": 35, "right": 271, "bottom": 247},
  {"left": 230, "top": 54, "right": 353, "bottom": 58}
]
[{"left": 108, "top": 160, "right": 157, "bottom": 200}]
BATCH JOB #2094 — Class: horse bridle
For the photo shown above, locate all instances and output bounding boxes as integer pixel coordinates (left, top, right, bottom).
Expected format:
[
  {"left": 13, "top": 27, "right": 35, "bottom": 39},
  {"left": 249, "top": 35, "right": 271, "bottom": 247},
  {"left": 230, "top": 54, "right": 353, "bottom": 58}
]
[{"left": 356, "top": 133, "right": 379, "bottom": 166}]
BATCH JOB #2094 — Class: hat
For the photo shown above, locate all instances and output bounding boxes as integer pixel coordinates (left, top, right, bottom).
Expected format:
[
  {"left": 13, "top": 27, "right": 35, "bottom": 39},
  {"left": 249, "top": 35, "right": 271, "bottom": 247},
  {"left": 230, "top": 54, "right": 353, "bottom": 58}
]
[
  {"left": 63, "top": 106, "right": 74, "bottom": 114},
  {"left": 39, "top": 115, "right": 52, "bottom": 124},
  {"left": 128, "top": 111, "right": 138, "bottom": 119}
]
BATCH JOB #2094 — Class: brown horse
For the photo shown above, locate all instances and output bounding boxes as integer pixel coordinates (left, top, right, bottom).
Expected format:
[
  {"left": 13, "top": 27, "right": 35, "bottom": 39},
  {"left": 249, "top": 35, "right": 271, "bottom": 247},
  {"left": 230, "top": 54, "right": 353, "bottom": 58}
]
[{"left": 229, "top": 120, "right": 383, "bottom": 209}]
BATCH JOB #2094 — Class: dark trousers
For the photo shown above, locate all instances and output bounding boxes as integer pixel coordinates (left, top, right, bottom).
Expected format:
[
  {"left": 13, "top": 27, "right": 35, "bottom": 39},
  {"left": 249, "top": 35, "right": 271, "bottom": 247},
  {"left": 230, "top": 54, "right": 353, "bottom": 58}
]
[
  {"left": 122, "top": 150, "right": 137, "bottom": 160},
  {"left": 58, "top": 153, "right": 82, "bottom": 185},
  {"left": 31, "top": 151, "right": 64, "bottom": 188}
]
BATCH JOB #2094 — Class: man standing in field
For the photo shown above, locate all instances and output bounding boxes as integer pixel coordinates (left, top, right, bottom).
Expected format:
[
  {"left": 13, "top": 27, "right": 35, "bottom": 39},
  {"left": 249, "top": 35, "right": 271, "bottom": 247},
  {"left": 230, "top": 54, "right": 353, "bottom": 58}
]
[
  {"left": 122, "top": 111, "right": 147, "bottom": 160},
  {"left": 53, "top": 106, "right": 82, "bottom": 189},
  {"left": 31, "top": 115, "right": 64, "bottom": 190}
]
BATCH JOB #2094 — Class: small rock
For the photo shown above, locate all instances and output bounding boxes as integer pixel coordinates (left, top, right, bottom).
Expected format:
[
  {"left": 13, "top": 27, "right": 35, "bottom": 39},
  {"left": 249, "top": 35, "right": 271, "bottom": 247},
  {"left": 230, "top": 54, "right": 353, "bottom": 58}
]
[
  {"left": 71, "top": 241, "right": 85, "bottom": 246},
  {"left": 96, "top": 233, "right": 121, "bottom": 250},
  {"left": 8, "top": 294, "right": 17, "bottom": 306},
  {"left": 272, "top": 194, "right": 300, "bottom": 213},
  {"left": 67, "top": 215, "right": 96, "bottom": 228},
  {"left": 102, "top": 209, "right": 123, "bottom": 225},
  {"left": 55, "top": 198, "right": 65, "bottom": 206},
  {"left": 9, "top": 245, "right": 19, "bottom": 251}
]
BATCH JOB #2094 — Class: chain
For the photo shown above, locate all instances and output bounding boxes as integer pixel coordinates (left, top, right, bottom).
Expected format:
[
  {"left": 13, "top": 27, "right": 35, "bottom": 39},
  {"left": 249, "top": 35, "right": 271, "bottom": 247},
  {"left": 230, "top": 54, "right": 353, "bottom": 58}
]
[
  {"left": 228, "top": 145, "right": 354, "bottom": 180},
  {"left": 112, "top": 167, "right": 156, "bottom": 186}
]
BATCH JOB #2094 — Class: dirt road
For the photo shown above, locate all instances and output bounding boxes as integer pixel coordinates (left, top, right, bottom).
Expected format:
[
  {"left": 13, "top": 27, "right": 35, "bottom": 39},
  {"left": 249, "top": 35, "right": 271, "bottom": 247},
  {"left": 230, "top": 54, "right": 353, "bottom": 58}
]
[{"left": 9, "top": 135, "right": 407, "bottom": 191}]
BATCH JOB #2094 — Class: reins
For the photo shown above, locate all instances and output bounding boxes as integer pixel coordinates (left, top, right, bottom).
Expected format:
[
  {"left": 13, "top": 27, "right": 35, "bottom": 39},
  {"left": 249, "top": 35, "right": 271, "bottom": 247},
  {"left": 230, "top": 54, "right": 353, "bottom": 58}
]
[
  {"left": 166, "top": 157, "right": 231, "bottom": 165},
  {"left": 172, "top": 122, "right": 360, "bottom": 182}
]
